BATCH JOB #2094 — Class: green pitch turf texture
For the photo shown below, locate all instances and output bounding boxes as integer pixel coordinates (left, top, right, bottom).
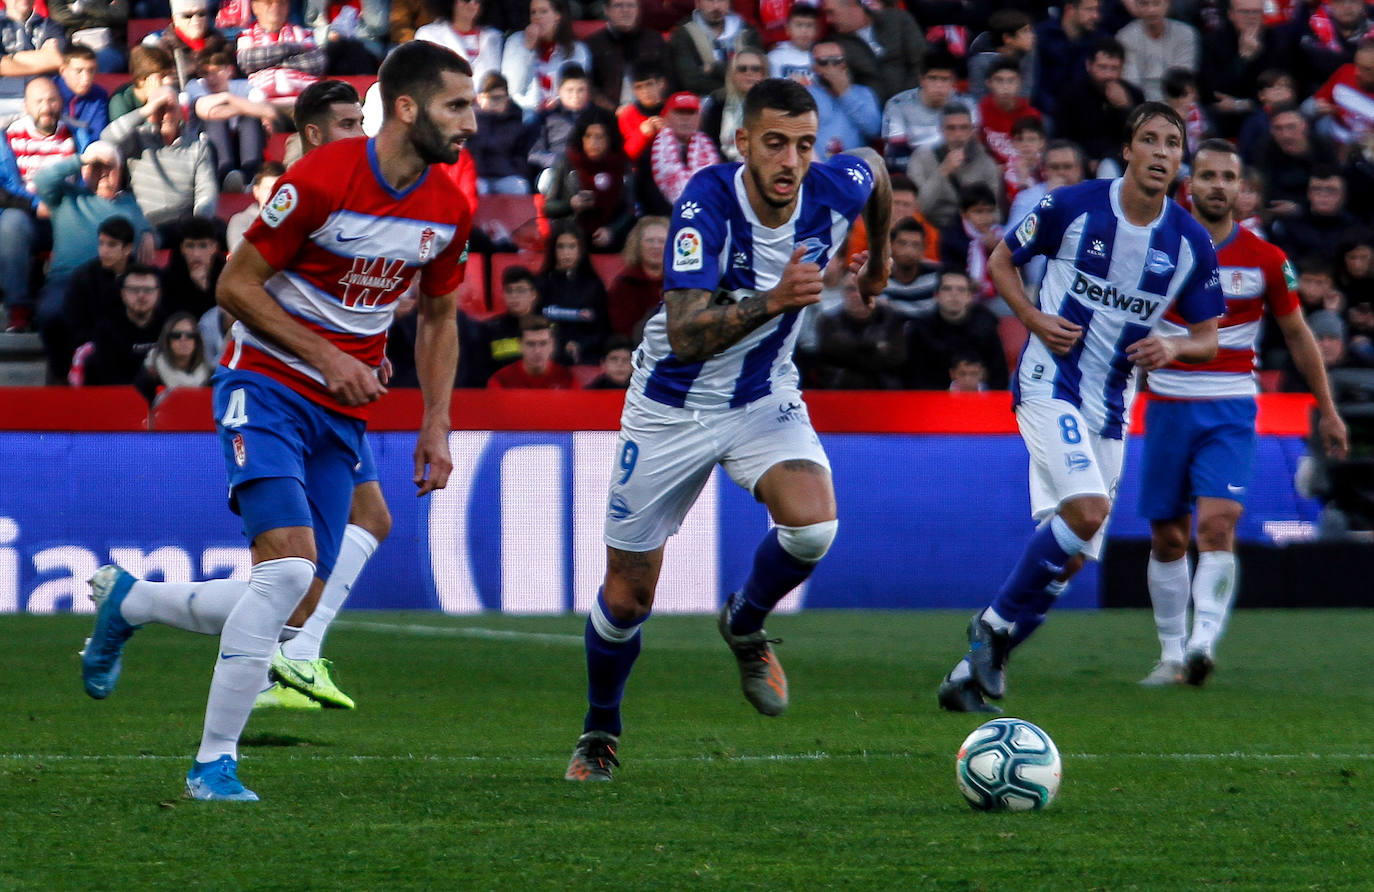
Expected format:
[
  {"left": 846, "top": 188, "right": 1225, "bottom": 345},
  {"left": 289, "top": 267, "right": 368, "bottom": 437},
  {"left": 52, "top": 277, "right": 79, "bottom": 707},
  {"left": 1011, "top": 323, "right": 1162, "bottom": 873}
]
[{"left": 2, "top": 609, "right": 1371, "bottom": 891}]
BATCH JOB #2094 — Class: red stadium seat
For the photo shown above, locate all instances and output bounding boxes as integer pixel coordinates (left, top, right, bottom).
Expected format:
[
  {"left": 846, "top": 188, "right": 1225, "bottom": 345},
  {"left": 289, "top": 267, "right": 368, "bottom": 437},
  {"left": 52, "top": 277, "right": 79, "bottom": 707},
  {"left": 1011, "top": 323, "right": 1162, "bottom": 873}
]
[
  {"left": 456, "top": 253, "right": 491, "bottom": 318},
  {"left": 572, "top": 20, "right": 603, "bottom": 40},
  {"left": 333, "top": 75, "right": 376, "bottom": 98},
  {"left": 571, "top": 364, "right": 602, "bottom": 386},
  {"left": 264, "top": 131, "right": 291, "bottom": 162},
  {"left": 148, "top": 386, "right": 211, "bottom": 431},
  {"left": 1259, "top": 370, "right": 1282, "bottom": 392},
  {"left": 590, "top": 253, "right": 624, "bottom": 287},
  {"left": 94, "top": 72, "right": 130, "bottom": 96},
  {"left": 474, "top": 193, "right": 542, "bottom": 249},
  {"left": 997, "top": 314, "right": 1028, "bottom": 374},
  {"left": 216, "top": 191, "right": 256, "bottom": 222},
  {"left": 127, "top": 17, "right": 169, "bottom": 47}
]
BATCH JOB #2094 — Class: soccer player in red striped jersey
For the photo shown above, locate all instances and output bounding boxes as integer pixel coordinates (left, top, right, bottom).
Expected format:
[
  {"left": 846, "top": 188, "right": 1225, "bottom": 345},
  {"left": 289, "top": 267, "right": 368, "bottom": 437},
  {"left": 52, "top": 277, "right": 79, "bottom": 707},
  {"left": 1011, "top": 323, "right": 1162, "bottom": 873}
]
[
  {"left": 78, "top": 41, "right": 477, "bottom": 801},
  {"left": 1138, "top": 139, "right": 1348, "bottom": 688}
]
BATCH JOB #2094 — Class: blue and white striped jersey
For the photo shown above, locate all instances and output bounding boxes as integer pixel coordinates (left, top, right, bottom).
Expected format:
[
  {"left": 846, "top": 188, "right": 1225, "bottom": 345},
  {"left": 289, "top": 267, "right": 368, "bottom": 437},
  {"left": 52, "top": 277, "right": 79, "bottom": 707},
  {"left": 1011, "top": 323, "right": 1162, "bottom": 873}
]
[
  {"left": 1007, "top": 178, "right": 1225, "bottom": 440},
  {"left": 631, "top": 154, "right": 874, "bottom": 410}
]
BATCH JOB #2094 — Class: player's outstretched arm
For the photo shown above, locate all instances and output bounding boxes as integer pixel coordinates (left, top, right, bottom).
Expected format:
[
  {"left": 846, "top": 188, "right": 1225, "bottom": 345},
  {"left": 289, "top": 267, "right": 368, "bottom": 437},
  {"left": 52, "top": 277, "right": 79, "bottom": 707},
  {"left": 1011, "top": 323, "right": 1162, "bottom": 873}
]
[
  {"left": 987, "top": 240, "right": 1082, "bottom": 355},
  {"left": 1276, "top": 309, "right": 1350, "bottom": 458},
  {"left": 218, "top": 240, "right": 386, "bottom": 407},
  {"left": 411, "top": 289, "right": 458, "bottom": 496},
  {"left": 665, "top": 245, "right": 822, "bottom": 362},
  {"left": 844, "top": 147, "right": 892, "bottom": 301},
  {"left": 1126, "top": 318, "right": 1219, "bottom": 371}
]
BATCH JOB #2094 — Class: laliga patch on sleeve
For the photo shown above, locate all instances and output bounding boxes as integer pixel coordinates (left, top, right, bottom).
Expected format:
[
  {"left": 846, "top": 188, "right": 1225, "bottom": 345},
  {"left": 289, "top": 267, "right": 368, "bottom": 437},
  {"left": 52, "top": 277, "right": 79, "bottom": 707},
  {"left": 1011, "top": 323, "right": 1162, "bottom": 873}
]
[
  {"left": 673, "top": 227, "right": 703, "bottom": 272},
  {"left": 1014, "top": 212, "right": 1038, "bottom": 247},
  {"left": 260, "top": 184, "right": 298, "bottom": 229}
]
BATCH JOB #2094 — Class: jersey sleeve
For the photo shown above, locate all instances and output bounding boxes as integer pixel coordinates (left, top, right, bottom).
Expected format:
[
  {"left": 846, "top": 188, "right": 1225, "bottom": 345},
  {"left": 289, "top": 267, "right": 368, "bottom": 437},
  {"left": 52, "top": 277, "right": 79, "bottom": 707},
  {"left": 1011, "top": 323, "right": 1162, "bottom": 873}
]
[
  {"left": 1005, "top": 186, "right": 1073, "bottom": 266},
  {"left": 243, "top": 160, "right": 333, "bottom": 271},
  {"left": 1172, "top": 233, "right": 1227, "bottom": 324},
  {"left": 820, "top": 152, "right": 876, "bottom": 222},
  {"left": 418, "top": 193, "right": 473, "bottom": 297},
  {"left": 1265, "top": 246, "right": 1303, "bottom": 318},
  {"left": 663, "top": 171, "right": 730, "bottom": 293}
]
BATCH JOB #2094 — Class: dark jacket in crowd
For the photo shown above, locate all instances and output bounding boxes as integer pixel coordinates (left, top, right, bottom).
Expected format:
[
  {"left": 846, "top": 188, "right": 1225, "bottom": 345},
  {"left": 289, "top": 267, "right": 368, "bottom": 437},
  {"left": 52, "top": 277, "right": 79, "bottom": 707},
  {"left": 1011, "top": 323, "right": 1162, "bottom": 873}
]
[
  {"left": 538, "top": 267, "right": 610, "bottom": 365},
  {"left": 468, "top": 102, "right": 532, "bottom": 182},
  {"left": 905, "top": 303, "right": 1009, "bottom": 390},
  {"left": 85, "top": 308, "right": 167, "bottom": 386}
]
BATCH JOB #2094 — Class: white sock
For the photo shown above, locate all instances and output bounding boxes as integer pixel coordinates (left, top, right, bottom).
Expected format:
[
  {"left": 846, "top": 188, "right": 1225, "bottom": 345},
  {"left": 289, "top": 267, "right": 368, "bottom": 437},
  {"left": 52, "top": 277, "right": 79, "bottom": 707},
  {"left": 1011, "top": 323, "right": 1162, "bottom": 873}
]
[
  {"left": 122, "top": 579, "right": 249, "bottom": 634},
  {"left": 1188, "top": 551, "right": 1237, "bottom": 658},
  {"left": 948, "top": 658, "right": 972, "bottom": 683},
  {"left": 981, "top": 606, "right": 1014, "bottom": 633},
  {"left": 280, "top": 524, "right": 377, "bottom": 662},
  {"left": 196, "top": 557, "right": 315, "bottom": 764},
  {"left": 1147, "top": 554, "right": 1191, "bottom": 664}
]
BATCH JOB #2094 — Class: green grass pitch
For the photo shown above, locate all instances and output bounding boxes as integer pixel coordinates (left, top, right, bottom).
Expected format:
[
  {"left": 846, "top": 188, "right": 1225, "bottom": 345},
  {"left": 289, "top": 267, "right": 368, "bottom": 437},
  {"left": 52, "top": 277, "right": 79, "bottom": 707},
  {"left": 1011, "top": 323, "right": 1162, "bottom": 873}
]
[{"left": 2, "top": 608, "right": 1371, "bottom": 891}]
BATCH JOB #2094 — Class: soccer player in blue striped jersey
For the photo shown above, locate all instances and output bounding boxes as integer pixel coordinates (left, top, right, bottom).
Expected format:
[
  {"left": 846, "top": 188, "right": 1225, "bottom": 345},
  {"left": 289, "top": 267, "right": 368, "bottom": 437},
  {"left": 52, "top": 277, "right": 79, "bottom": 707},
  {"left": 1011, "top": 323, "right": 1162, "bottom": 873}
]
[
  {"left": 566, "top": 78, "right": 892, "bottom": 780},
  {"left": 938, "top": 101, "right": 1227, "bottom": 713}
]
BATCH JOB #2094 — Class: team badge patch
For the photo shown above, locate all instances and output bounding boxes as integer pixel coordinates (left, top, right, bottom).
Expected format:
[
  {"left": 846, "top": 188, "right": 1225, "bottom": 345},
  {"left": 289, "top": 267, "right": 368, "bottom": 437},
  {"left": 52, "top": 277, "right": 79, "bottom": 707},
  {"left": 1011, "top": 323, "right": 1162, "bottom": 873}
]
[
  {"left": 1145, "top": 248, "right": 1175, "bottom": 275},
  {"left": 673, "top": 227, "right": 703, "bottom": 272},
  {"left": 260, "top": 184, "right": 297, "bottom": 228},
  {"left": 1014, "top": 213, "right": 1038, "bottom": 247},
  {"left": 232, "top": 433, "right": 247, "bottom": 467},
  {"left": 418, "top": 227, "right": 436, "bottom": 263}
]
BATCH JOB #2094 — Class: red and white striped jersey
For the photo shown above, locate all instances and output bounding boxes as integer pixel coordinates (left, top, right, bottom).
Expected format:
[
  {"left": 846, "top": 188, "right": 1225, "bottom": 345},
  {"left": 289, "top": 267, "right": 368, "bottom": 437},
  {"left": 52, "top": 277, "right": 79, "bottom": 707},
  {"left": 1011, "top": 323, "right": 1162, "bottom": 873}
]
[
  {"left": 227, "top": 137, "right": 471, "bottom": 420},
  {"left": 237, "top": 23, "right": 320, "bottom": 101},
  {"left": 1148, "top": 224, "right": 1299, "bottom": 399},
  {"left": 5, "top": 116, "right": 78, "bottom": 191}
]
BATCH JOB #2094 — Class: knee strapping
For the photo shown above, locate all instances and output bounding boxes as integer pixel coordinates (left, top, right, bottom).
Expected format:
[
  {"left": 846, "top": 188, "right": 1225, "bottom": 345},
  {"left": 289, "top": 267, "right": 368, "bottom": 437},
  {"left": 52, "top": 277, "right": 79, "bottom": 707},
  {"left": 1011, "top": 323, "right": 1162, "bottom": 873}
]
[{"left": 776, "top": 519, "right": 839, "bottom": 564}]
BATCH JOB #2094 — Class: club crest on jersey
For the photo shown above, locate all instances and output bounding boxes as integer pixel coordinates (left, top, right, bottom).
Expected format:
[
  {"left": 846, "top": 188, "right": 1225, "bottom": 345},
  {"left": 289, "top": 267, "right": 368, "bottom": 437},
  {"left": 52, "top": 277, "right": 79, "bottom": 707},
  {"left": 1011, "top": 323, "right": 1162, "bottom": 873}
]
[
  {"left": 260, "top": 184, "right": 297, "bottom": 228},
  {"left": 673, "top": 227, "right": 703, "bottom": 271},
  {"left": 797, "top": 238, "right": 826, "bottom": 263},
  {"left": 1224, "top": 267, "right": 1263, "bottom": 298},
  {"left": 232, "top": 433, "right": 246, "bottom": 467},
  {"left": 1014, "top": 212, "right": 1038, "bottom": 247},
  {"left": 1064, "top": 451, "right": 1091, "bottom": 473},
  {"left": 418, "top": 227, "right": 437, "bottom": 263},
  {"left": 1145, "top": 248, "right": 1175, "bottom": 275}
]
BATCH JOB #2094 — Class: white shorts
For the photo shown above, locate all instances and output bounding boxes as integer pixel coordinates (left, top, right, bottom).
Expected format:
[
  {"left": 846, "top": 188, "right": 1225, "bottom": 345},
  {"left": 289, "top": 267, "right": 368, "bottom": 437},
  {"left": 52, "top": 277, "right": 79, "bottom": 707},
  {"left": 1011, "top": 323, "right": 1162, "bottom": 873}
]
[
  {"left": 1015, "top": 398, "right": 1125, "bottom": 561},
  {"left": 604, "top": 391, "right": 830, "bottom": 552}
]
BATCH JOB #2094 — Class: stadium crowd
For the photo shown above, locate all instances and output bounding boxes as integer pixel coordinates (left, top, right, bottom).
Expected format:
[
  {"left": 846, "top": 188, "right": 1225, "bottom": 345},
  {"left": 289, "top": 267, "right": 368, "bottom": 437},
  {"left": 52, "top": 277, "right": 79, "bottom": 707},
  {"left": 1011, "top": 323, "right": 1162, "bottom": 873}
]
[{"left": 2, "top": 0, "right": 1372, "bottom": 398}]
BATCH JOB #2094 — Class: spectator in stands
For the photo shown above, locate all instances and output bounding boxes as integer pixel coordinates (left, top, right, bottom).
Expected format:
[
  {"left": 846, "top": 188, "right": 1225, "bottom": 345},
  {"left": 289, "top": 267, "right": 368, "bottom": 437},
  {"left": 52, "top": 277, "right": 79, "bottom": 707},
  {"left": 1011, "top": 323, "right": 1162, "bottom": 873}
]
[
  {"left": 1054, "top": 37, "right": 1142, "bottom": 174},
  {"left": 475, "top": 264, "right": 540, "bottom": 383},
  {"left": 666, "top": 0, "right": 761, "bottom": 98},
  {"left": 966, "top": 9, "right": 1037, "bottom": 104},
  {"left": 108, "top": 45, "right": 173, "bottom": 121},
  {"left": 1161, "top": 67, "right": 1210, "bottom": 158},
  {"left": 0, "top": 0, "right": 65, "bottom": 116},
  {"left": 822, "top": 0, "right": 924, "bottom": 103},
  {"left": 226, "top": 160, "right": 280, "bottom": 248},
  {"left": 102, "top": 84, "right": 218, "bottom": 243},
  {"left": 388, "top": 0, "right": 435, "bottom": 46},
  {"left": 768, "top": 3, "right": 818, "bottom": 86},
  {"left": 33, "top": 140, "right": 152, "bottom": 337},
  {"left": 133, "top": 311, "right": 213, "bottom": 403},
  {"left": 159, "top": 215, "right": 222, "bottom": 318},
  {"left": 701, "top": 47, "right": 765, "bottom": 161},
  {"left": 1001, "top": 116, "right": 1046, "bottom": 205},
  {"left": 543, "top": 110, "right": 634, "bottom": 252},
  {"left": 466, "top": 72, "right": 531, "bottom": 195},
  {"left": 1237, "top": 69, "right": 1297, "bottom": 161},
  {"left": 607, "top": 213, "right": 665, "bottom": 337},
  {"left": 1006, "top": 138, "right": 1086, "bottom": 285},
  {"left": 305, "top": 0, "right": 387, "bottom": 74},
  {"left": 54, "top": 44, "right": 107, "bottom": 134},
  {"left": 908, "top": 102, "right": 1000, "bottom": 231},
  {"left": 0, "top": 76, "right": 90, "bottom": 332},
  {"left": 904, "top": 268, "right": 1008, "bottom": 390},
  {"left": 527, "top": 62, "right": 591, "bottom": 186},
  {"left": 1116, "top": 0, "right": 1198, "bottom": 101},
  {"left": 882, "top": 50, "right": 972, "bottom": 173},
  {"left": 284, "top": 77, "right": 362, "bottom": 166},
  {"left": 538, "top": 220, "right": 610, "bottom": 365},
  {"left": 640, "top": 90, "right": 719, "bottom": 216},
  {"left": 639, "top": 0, "right": 692, "bottom": 34},
  {"left": 47, "top": 0, "right": 127, "bottom": 72},
  {"left": 583, "top": 334, "right": 633, "bottom": 389},
  {"left": 1282, "top": 310, "right": 1361, "bottom": 390},
  {"left": 237, "top": 0, "right": 325, "bottom": 108},
  {"left": 889, "top": 172, "right": 939, "bottom": 261},
  {"left": 414, "top": 0, "right": 504, "bottom": 89},
  {"left": 1198, "top": 0, "right": 1286, "bottom": 138},
  {"left": 79, "top": 265, "right": 166, "bottom": 387},
  {"left": 1251, "top": 104, "right": 1341, "bottom": 211},
  {"left": 1346, "top": 296, "right": 1374, "bottom": 365},
  {"left": 1313, "top": 39, "right": 1374, "bottom": 148},
  {"left": 188, "top": 47, "right": 276, "bottom": 189},
  {"left": 1272, "top": 167, "right": 1359, "bottom": 266},
  {"left": 146, "top": 0, "right": 230, "bottom": 84},
  {"left": 1336, "top": 230, "right": 1374, "bottom": 297},
  {"left": 585, "top": 0, "right": 666, "bottom": 113},
  {"left": 1236, "top": 165, "right": 1268, "bottom": 237},
  {"left": 808, "top": 40, "right": 880, "bottom": 160},
  {"left": 811, "top": 270, "right": 908, "bottom": 390},
  {"left": 42, "top": 213, "right": 134, "bottom": 379},
  {"left": 948, "top": 353, "right": 988, "bottom": 392},
  {"left": 487, "top": 314, "right": 579, "bottom": 389},
  {"left": 1299, "top": 0, "right": 1374, "bottom": 89},
  {"left": 939, "top": 183, "right": 1002, "bottom": 305},
  {"left": 883, "top": 218, "right": 942, "bottom": 315},
  {"left": 616, "top": 60, "right": 665, "bottom": 162},
  {"left": 977, "top": 57, "right": 1039, "bottom": 169},
  {"left": 1033, "top": 0, "right": 1102, "bottom": 121},
  {"left": 501, "top": 0, "right": 591, "bottom": 119}
]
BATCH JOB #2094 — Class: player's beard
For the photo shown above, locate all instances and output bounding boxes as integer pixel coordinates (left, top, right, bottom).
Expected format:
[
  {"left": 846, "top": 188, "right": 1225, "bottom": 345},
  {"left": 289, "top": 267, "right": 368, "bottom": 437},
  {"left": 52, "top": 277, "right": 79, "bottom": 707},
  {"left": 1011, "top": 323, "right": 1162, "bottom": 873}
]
[
  {"left": 747, "top": 162, "right": 794, "bottom": 210},
  {"left": 409, "top": 104, "right": 461, "bottom": 166},
  {"left": 1195, "top": 196, "right": 1231, "bottom": 225}
]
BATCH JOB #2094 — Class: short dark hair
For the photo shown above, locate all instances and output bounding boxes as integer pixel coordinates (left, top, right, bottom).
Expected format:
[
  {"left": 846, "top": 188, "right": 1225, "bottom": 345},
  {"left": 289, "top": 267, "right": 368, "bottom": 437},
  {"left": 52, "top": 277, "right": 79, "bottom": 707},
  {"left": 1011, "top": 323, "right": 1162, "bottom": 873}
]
[
  {"left": 1257, "top": 69, "right": 1294, "bottom": 91},
  {"left": 891, "top": 218, "right": 926, "bottom": 240},
  {"left": 941, "top": 101, "right": 973, "bottom": 121},
  {"left": 890, "top": 172, "right": 918, "bottom": 196},
  {"left": 1298, "top": 255, "right": 1332, "bottom": 278},
  {"left": 129, "top": 45, "right": 174, "bottom": 82},
  {"left": 98, "top": 215, "right": 136, "bottom": 245},
  {"left": 378, "top": 40, "right": 473, "bottom": 116},
  {"left": 1011, "top": 115, "right": 1044, "bottom": 139},
  {"left": 519, "top": 314, "right": 553, "bottom": 335},
  {"left": 1194, "top": 138, "right": 1239, "bottom": 163},
  {"left": 602, "top": 334, "right": 633, "bottom": 355},
  {"left": 922, "top": 49, "right": 959, "bottom": 77},
  {"left": 253, "top": 160, "right": 286, "bottom": 185},
  {"left": 958, "top": 183, "right": 998, "bottom": 211},
  {"left": 1123, "top": 100, "right": 1187, "bottom": 146},
  {"left": 479, "top": 71, "right": 508, "bottom": 94},
  {"left": 294, "top": 80, "right": 360, "bottom": 132},
  {"left": 121, "top": 264, "right": 161, "bottom": 287},
  {"left": 196, "top": 48, "right": 235, "bottom": 70},
  {"left": 988, "top": 9, "right": 1031, "bottom": 42},
  {"left": 1268, "top": 101, "right": 1302, "bottom": 120},
  {"left": 62, "top": 44, "right": 97, "bottom": 65},
  {"left": 1044, "top": 138, "right": 1086, "bottom": 172},
  {"left": 939, "top": 268, "right": 973, "bottom": 288},
  {"left": 742, "top": 77, "right": 817, "bottom": 128},
  {"left": 630, "top": 59, "right": 666, "bottom": 83},
  {"left": 502, "top": 264, "right": 537, "bottom": 289},
  {"left": 1161, "top": 67, "right": 1196, "bottom": 100},
  {"left": 179, "top": 216, "right": 219, "bottom": 243},
  {"left": 987, "top": 57, "right": 1021, "bottom": 80},
  {"left": 1091, "top": 36, "right": 1126, "bottom": 63},
  {"left": 787, "top": 3, "right": 819, "bottom": 19},
  {"left": 557, "top": 62, "right": 587, "bottom": 85}
]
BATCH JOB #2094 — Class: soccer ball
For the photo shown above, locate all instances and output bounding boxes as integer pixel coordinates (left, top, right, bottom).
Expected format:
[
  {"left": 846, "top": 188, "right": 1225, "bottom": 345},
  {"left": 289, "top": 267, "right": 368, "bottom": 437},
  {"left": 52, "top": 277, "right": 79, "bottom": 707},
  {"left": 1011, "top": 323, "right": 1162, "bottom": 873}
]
[{"left": 955, "top": 717, "right": 1061, "bottom": 812}]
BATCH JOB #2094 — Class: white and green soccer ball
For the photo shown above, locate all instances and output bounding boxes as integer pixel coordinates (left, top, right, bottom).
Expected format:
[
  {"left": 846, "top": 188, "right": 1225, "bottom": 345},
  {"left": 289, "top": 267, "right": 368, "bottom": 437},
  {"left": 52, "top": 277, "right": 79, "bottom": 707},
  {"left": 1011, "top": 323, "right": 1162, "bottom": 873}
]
[{"left": 955, "top": 717, "right": 1061, "bottom": 812}]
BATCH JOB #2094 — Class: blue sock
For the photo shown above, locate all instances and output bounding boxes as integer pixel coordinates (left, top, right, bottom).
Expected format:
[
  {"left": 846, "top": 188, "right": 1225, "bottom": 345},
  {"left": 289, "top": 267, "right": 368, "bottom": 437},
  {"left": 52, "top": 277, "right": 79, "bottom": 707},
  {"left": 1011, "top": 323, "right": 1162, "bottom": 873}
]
[
  {"left": 728, "top": 529, "right": 817, "bottom": 635},
  {"left": 583, "top": 589, "right": 646, "bottom": 736},
  {"left": 989, "top": 517, "right": 1084, "bottom": 624},
  {"left": 1009, "top": 580, "right": 1068, "bottom": 650}
]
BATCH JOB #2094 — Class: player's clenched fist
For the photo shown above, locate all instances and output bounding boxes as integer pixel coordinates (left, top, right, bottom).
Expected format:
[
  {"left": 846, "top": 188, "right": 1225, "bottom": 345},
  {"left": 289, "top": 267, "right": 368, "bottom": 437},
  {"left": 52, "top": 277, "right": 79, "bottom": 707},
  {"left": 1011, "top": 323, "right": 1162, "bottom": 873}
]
[
  {"left": 320, "top": 350, "right": 387, "bottom": 406},
  {"left": 766, "top": 245, "right": 824, "bottom": 312},
  {"left": 1126, "top": 334, "right": 1179, "bottom": 371},
  {"left": 1028, "top": 309, "right": 1083, "bottom": 356}
]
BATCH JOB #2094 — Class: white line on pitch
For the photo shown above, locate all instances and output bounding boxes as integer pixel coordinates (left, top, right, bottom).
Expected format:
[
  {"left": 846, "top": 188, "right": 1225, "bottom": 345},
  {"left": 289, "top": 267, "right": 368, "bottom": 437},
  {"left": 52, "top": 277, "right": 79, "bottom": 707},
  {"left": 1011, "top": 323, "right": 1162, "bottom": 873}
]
[
  {"left": 330, "top": 620, "right": 584, "bottom": 644},
  {"left": 3, "top": 752, "right": 1372, "bottom": 764}
]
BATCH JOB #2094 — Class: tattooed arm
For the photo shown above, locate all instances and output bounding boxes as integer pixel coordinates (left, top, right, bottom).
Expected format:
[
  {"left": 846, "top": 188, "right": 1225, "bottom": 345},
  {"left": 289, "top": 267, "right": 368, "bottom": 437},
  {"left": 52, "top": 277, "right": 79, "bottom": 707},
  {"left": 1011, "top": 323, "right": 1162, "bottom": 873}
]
[{"left": 665, "top": 245, "right": 824, "bottom": 362}]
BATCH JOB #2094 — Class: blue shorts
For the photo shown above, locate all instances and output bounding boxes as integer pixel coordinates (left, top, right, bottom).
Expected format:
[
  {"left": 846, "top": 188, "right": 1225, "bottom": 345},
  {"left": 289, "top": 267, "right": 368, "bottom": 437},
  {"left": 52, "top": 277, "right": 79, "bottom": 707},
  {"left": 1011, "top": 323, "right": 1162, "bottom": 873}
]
[
  {"left": 212, "top": 368, "right": 365, "bottom": 578},
  {"left": 353, "top": 435, "right": 379, "bottom": 486},
  {"left": 1137, "top": 397, "right": 1258, "bottom": 521}
]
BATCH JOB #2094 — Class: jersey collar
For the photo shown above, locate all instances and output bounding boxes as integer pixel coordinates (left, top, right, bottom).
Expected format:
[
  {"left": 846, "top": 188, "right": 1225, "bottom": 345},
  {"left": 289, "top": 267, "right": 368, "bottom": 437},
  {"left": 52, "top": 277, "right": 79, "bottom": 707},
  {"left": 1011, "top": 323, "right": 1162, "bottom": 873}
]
[
  {"left": 367, "top": 137, "right": 429, "bottom": 200},
  {"left": 1215, "top": 222, "right": 1240, "bottom": 251},
  {"left": 733, "top": 164, "right": 804, "bottom": 231}
]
